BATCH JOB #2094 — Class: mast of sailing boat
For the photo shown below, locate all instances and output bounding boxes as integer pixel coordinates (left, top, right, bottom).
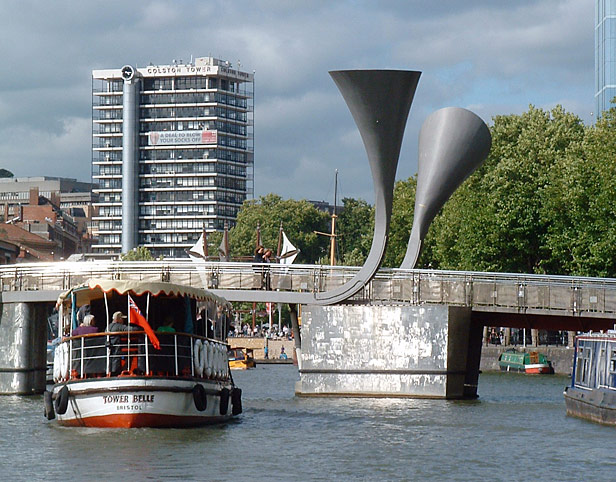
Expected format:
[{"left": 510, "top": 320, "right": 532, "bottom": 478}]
[{"left": 314, "top": 169, "right": 338, "bottom": 266}]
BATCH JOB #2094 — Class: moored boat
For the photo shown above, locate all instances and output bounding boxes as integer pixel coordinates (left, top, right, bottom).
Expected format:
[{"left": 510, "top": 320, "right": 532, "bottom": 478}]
[
  {"left": 43, "top": 279, "right": 242, "bottom": 428},
  {"left": 228, "top": 348, "right": 256, "bottom": 370},
  {"left": 498, "top": 349, "right": 554, "bottom": 374},
  {"left": 564, "top": 331, "right": 616, "bottom": 426}
]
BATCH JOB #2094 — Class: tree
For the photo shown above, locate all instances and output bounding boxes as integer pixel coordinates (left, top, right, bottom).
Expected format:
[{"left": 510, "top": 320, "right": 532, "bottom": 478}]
[
  {"left": 0, "top": 169, "right": 14, "bottom": 178},
  {"left": 337, "top": 197, "right": 373, "bottom": 265},
  {"left": 229, "top": 194, "right": 330, "bottom": 264},
  {"left": 121, "top": 246, "right": 155, "bottom": 261},
  {"left": 427, "top": 105, "right": 586, "bottom": 274},
  {"left": 383, "top": 177, "right": 416, "bottom": 267}
]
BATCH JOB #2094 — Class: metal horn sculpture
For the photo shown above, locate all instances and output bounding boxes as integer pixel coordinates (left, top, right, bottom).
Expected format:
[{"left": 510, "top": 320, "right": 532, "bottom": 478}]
[
  {"left": 315, "top": 69, "right": 421, "bottom": 303},
  {"left": 400, "top": 107, "right": 492, "bottom": 269}
]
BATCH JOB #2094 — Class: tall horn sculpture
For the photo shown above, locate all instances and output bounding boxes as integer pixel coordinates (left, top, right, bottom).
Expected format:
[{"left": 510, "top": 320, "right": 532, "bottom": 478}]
[
  {"left": 400, "top": 107, "right": 492, "bottom": 269},
  {"left": 315, "top": 69, "right": 421, "bottom": 303}
]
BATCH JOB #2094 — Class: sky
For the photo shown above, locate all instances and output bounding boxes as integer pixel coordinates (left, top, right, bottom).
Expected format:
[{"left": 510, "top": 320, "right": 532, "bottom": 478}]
[{"left": 0, "top": 0, "right": 594, "bottom": 204}]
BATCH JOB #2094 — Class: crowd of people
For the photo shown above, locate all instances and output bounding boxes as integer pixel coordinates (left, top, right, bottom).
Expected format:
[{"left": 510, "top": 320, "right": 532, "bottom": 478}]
[{"left": 228, "top": 323, "right": 292, "bottom": 340}]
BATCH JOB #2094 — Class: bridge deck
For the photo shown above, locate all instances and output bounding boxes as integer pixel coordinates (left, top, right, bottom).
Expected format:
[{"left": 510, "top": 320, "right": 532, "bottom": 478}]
[{"left": 1, "top": 261, "right": 616, "bottom": 320}]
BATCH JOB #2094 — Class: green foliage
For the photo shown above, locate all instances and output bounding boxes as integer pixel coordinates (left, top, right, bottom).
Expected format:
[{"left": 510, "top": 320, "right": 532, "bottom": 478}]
[
  {"left": 121, "top": 246, "right": 155, "bottom": 261},
  {"left": 383, "top": 177, "right": 416, "bottom": 267},
  {"left": 337, "top": 197, "right": 373, "bottom": 265},
  {"left": 229, "top": 194, "right": 329, "bottom": 264},
  {"left": 228, "top": 104, "right": 616, "bottom": 277},
  {"left": 0, "top": 168, "right": 14, "bottom": 178}
]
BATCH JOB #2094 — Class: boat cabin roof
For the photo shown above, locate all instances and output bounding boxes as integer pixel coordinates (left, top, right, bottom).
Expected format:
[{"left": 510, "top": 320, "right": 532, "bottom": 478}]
[{"left": 57, "top": 279, "right": 231, "bottom": 310}]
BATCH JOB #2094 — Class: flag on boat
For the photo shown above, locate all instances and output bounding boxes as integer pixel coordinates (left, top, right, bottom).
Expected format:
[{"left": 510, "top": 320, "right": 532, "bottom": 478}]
[
  {"left": 279, "top": 231, "right": 299, "bottom": 265},
  {"left": 128, "top": 294, "right": 160, "bottom": 350}
]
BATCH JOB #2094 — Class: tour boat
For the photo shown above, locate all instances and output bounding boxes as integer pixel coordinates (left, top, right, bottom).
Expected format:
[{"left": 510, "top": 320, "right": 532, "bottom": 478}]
[
  {"left": 498, "top": 349, "right": 554, "bottom": 374},
  {"left": 564, "top": 331, "right": 616, "bottom": 426},
  {"left": 228, "top": 348, "right": 256, "bottom": 370},
  {"left": 43, "top": 279, "right": 242, "bottom": 428}
]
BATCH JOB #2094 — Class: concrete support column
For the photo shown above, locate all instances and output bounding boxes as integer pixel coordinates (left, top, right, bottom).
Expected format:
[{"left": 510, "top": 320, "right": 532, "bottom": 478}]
[
  {"left": 504, "top": 327, "right": 511, "bottom": 346},
  {"left": 483, "top": 326, "right": 489, "bottom": 346},
  {"left": 0, "top": 302, "right": 47, "bottom": 394},
  {"left": 121, "top": 65, "right": 140, "bottom": 254},
  {"left": 531, "top": 328, "right": 539, "bottom": 347},
  {"left": 568, "top": 331, "right": 576, "bottom": 348},
  {"left": 297, "top": 304, "right": 478, "bottom": 399},
  {"left": 289, "top": 304, "right": 301, "bottom": 369}
]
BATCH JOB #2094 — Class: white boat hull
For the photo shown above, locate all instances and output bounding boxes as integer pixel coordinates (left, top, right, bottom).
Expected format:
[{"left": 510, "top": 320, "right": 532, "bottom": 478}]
[{"left": 52, "top": 377, "right": 237, "bottom": 428}]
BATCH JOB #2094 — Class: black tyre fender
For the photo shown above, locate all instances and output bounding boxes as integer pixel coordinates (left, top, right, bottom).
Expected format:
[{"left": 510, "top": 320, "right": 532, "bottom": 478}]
[
  {"left": 44, "top": 390, "right": 55, "bottom": 420},
  {"left": 231, "top": 388, "right": 242, "bottom": 415},
  {"left": 219, "top": 387, "right": 230, "bottom": 415},
  {"left": 192, "top": 384, "right": 207, "bottom": 412},
  {"left": 54, "top": 385, "right": 69, "bottom": 415}
]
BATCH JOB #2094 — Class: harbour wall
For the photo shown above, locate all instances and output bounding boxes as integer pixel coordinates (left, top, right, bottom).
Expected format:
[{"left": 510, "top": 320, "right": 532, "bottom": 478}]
[{"left": 228, "top": 337, "right": 295, "bottom": 361}]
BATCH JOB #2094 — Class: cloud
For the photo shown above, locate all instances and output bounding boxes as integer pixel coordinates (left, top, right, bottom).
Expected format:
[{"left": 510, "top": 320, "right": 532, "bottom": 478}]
[{"left": 0, "top": 0, "right": 595, "bottom": 203}]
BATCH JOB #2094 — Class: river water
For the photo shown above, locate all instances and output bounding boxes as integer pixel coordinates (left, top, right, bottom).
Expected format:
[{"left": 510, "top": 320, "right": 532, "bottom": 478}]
[{"left": 1, "top": 366, "right": 615, "bottom": 481}]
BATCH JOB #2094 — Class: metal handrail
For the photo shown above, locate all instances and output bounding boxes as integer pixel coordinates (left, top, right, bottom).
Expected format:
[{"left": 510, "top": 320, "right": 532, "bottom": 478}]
[{"left": 5, "top": 260, "right": 616, "bottom": 316}]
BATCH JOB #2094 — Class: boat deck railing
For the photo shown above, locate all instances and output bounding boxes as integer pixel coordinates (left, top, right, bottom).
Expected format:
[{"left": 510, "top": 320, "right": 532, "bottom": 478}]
[{"left": 53, "top": 331, "right": 229, "bottom": 383}]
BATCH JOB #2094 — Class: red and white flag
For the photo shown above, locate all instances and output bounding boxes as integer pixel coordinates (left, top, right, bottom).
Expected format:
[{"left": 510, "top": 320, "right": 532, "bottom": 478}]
[{"left": 128, "top": 294, "right": 160, "bottom": 350}]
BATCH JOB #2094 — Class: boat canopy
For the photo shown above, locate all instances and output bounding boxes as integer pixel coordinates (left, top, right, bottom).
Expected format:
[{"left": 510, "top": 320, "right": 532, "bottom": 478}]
[{"left": 57, "top": 279, "right": 231, "bottom": 310}]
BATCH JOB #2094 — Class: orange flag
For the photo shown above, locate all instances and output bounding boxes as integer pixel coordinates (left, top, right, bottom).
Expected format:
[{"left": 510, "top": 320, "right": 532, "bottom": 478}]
[{"left": 128, "top": 294, "right": 160, "bottom": 350}]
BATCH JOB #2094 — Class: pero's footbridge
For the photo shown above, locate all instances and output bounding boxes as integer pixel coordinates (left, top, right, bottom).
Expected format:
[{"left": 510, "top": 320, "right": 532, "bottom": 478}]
[{"left": 2, "top": 260, "right": 616, "bottom": 328}]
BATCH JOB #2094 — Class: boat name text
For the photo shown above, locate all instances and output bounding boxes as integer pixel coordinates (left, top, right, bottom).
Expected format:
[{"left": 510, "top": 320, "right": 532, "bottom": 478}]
[{"left": 102, "top": 394, "right": 155, "bottom": 404}]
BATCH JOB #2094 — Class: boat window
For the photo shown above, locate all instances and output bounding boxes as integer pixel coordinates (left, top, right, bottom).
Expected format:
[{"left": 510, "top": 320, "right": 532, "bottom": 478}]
[
  {"left": 610, "top": 350, "right": 616, "bottom": 373},
  {"left": 575, "top": 345, "right": 591, "bottom": 386}
]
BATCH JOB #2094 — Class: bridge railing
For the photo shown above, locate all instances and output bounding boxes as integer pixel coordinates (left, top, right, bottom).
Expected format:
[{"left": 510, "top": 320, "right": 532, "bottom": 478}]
[{"left": 2, "top": 260, "right": 616, "bottom": 317}]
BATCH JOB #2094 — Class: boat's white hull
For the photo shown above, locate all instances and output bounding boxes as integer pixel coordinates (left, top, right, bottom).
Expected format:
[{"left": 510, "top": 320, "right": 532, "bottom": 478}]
[{"left": 52, "top": 377, "right": 237, "bottom": 428}]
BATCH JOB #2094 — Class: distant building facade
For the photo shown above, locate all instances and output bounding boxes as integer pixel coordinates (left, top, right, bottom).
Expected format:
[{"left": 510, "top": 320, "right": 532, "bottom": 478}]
[
  {"left": 596, "top": 0, "right": 616, "bottom": 116},
  {"left": 0, "top": 177, "right": 95, "bottom": 258},
  {"left": 92, "top": 57, "right": 254, "bottom": 258}
]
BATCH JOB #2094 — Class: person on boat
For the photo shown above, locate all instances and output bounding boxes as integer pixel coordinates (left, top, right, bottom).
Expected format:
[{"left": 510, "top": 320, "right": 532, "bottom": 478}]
[
  {"left": 109, "top": 311, "right": 139, "bottom": 332},
  {"left": 157, "top": 316, "right": 176, "bottom": 333},
  {"left": 76, "top": 304, "right": 91, "bottom": 325},
  {"left": 71, "top": 314, "right": 99, "bottom": 336}
]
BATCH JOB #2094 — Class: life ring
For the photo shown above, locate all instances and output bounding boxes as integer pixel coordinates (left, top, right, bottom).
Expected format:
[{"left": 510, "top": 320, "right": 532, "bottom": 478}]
[
  {"left": 219, "top": 387, "right": 230, "bottom": 415},
  {"left": 222, "top": 348, "right": 229, "bottom": 379},
  {"left": 231, "top": 387, "right": 242, "bottom": 415},
  {"left": 54, "top": 385, "right": 69, "bottom": 415},
  {"left": 58, "top": 343, "right": 69, "bottom": 381},
  {"left": 205, "top": 342, "right": 213, "bottom": 378},
  {"left": 217, "top": 345, "right": 224, "bottom": 378},
  {"left": 193, "top": 384, "right": 207, "bottom": 411},
  {"left": 201, "top": 341, "right": 208, "bottom": 377},
  {"left": 53, "top": 346, "right": 61, "bottom": 382},
  {"left": 214, "top": 345, "right": 221, "bottom": 378},
  {"left": 213, "top": 344, "right": 221, "bottom": 379},
  {"left": 193, "top": 339, "right": 204, "bottom": 377},
  {"left": 44, "top": 390, "right": 55, "bottom": 420}
]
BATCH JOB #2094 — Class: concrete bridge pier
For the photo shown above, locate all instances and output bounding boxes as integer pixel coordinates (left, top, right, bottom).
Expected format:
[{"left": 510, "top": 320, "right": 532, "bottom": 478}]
[
  {"left": 296, "top": 304, "right": 482, "bottom": 399},
  {"left": 0, "top": 301, "right": 49, "bottom": 394}
]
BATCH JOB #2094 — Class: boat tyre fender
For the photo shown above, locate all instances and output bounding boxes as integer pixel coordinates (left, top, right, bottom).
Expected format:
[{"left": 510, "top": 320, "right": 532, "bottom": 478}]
[
  {"left": 54, "top": 385, "right": 69, "bottom": 415},
  {"left": 44, "top": 390, "right": 55, "bottom": 420},
  {"left": 193, "top": 339, "right": 204, "bottom": 377},
  {"left": 205, "top": 342, "right": 213, "bottom": 378},
  {"left": 193, "top": 384, "right": 207, "bottom": 411},
  {"left": 231, "top": 388, "right": 242, "bottom": 415},
  {"left": 219, "top": 387, "right": 230, "bottom": 415}
]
